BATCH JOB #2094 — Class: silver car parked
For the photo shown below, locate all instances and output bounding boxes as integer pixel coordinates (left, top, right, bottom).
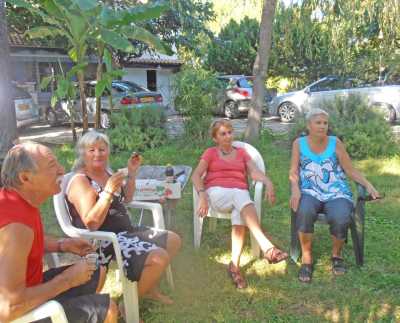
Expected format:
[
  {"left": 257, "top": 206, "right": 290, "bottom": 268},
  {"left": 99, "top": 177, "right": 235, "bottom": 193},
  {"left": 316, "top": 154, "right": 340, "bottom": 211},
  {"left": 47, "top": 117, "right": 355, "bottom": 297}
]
[
  {"left": 269, "top": 76, "right": 400, "bottom": 123},
  {"left": 46, "top": 80, "right": 165, "bottom": 128},
  {"left": 13, "top": 85, "right": 40, "bottom": 128}
]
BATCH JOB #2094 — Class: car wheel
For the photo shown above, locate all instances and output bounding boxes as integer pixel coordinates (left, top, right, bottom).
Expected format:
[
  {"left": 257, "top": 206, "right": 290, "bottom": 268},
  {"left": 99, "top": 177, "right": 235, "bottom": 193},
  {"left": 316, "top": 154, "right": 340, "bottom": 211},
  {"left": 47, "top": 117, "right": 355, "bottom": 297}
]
[
  {"left": 373, "top": 103, "right": 396, "bottom": 123},
  {"left": 278, "top": 102, "right": 298, "bottom": 122},
  {"left": 224, "top": 101, "right": 239, "bottom": 119},
  {"left": 100, "top": 111, "right": 111, "bottom": 129},
  {"left": 45, "top": 108, "right": 59, "bottom": 127}
]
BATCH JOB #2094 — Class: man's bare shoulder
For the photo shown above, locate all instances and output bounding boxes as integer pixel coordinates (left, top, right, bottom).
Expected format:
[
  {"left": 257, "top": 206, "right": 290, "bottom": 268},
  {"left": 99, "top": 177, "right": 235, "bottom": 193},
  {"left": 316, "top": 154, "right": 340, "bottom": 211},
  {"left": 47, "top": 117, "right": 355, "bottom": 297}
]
[{"left": 0, "top": 223, "right": 33, "bottom": 253}]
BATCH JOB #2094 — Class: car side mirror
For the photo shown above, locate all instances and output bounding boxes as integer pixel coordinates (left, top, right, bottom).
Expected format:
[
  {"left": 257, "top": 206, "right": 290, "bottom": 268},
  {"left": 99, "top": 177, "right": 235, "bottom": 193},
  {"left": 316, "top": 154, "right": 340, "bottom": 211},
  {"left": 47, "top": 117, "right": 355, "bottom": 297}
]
[{"left": 304, "top": 88, "right": 311, "bottom": 95}]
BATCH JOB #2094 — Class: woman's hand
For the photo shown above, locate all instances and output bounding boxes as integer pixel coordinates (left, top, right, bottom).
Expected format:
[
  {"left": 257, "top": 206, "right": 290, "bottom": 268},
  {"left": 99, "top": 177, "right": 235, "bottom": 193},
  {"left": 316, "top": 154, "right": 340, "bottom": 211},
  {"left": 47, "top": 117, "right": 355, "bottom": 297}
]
[
  {"left": 264, "top": 183, "right": 276, "bottom": 205},
  {"left": 290, "top": 187, "right": 301, "bottom": 212},
  {"left": 104, "top": 171, "right": 125, "bottom": 194},
  {"left": 366, "top": 183, "right": 380, "bottom": 200},
  {"left": 197, "top": 193, "right": 209, "bottom": 218},
  {"left": 127, "top": 152, "right": 142, "bottom": 175}
]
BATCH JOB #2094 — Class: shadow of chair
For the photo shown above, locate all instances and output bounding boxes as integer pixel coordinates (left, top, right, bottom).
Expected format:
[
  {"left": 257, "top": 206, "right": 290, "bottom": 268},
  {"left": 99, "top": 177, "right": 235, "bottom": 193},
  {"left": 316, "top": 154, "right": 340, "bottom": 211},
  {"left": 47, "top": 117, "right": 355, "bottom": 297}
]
[{"left": 193, "top": 141, "right": 266, "bottom": 258}]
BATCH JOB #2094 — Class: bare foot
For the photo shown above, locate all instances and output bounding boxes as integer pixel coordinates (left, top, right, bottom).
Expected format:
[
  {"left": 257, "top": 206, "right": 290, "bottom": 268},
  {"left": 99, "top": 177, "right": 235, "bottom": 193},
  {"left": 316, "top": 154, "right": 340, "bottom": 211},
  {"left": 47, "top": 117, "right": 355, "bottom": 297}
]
[{"left": 144, "top": 290, "right": 174, "bottom": 305}]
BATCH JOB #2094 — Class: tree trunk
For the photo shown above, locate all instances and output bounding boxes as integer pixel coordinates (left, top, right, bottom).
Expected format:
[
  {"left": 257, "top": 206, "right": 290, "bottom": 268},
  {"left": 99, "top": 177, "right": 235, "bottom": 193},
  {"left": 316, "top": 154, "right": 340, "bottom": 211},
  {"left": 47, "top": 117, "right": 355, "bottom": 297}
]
[
  {"left": 244, "top": 0, "right": 277, "bottom": 142},
  {"left": 0, "top": 0, "right": 17, "bottom": 174},
  {"left": 77, "top": 70, "right": 88, "bottom": 131},
  {"left": 95, "top": 44, "right": 104, "bottom": 129}
]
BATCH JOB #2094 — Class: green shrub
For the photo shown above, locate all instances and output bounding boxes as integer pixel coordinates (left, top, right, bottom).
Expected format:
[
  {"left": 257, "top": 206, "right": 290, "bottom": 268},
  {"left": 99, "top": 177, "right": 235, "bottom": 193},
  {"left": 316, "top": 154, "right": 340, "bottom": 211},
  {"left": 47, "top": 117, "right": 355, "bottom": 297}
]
[
  {"left": 173, "top": 66, "right": 221, "bottom": 141},
  {"left": 289, "top": 94, "right": 398, "bottom": 159},
  {"left": 106, "top": 107, "right": 167, "bottom": 153}
]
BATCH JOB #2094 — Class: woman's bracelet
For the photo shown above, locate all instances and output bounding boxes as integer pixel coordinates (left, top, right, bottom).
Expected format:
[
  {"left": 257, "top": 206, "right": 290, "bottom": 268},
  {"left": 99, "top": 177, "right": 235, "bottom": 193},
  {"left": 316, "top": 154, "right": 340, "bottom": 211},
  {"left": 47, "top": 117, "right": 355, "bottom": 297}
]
[
  {"left": 99, "top": 191, "right": 113, "bottom": 203},
  {"left": 198, "top": 188, "right": 206, "bottom": 194}
]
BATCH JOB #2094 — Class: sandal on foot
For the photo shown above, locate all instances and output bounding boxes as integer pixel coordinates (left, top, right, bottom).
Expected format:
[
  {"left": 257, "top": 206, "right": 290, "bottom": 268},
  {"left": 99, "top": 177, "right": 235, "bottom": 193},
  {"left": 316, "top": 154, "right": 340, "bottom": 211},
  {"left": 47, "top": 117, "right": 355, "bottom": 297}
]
[
  {"left": 227, "top": 262, "right": 247, "bottom": 289},
  {"left": 264, "top": 247, "right": 288, "bottom": 264},
  {"left": 298, "top": 264, "right": 313, "bottom": 283},
  {"left": 331, "top": 257, "right": 346, "bottom": 276}
]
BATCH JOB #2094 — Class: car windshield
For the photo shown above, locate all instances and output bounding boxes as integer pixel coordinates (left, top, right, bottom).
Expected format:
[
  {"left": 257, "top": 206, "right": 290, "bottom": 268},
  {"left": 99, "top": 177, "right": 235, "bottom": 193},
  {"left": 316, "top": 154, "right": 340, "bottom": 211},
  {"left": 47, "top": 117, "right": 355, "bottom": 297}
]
[
  {"left": 114, "top": 81, "right": 148, "bottom": 93},
  {"left": 237, "top": 78, "right": 252, "bottom": 88}
]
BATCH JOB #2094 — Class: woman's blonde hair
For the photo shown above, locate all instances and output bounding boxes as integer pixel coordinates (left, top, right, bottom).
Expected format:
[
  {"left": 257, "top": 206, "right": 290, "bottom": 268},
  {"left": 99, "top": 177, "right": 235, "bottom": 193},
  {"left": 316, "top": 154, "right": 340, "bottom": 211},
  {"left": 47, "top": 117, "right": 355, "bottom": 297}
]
[
  {"left": 72, "top": 131, "right": 110, "bottom": 171},
  {"left": 210, "top": 119, "right": 233, "bottom": 138}
]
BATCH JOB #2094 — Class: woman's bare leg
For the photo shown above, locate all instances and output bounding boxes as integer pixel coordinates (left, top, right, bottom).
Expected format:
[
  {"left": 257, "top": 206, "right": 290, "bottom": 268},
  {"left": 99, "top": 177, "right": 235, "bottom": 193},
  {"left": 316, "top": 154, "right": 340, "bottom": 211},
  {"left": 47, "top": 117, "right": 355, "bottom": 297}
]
[
  {"left": 164, "top": 231, "right": 182, "bottom": 259},
  {"left": 138, "top": 248, "right": 173, "bottom": 304},
  {"left": 96, "top": 265, "right": 107, "bottom": 293},
  {"left": 241, "top": 204, "right": 274, "bottom": 253},
  {"left": 231, "top": 225, "right": 246, "bottom": 267},
  {"left": 104, "top": 299, "right": 118, "bottom": 323},
  {"left": 299, "top": 232, "right": 313, "bottom": 264}
]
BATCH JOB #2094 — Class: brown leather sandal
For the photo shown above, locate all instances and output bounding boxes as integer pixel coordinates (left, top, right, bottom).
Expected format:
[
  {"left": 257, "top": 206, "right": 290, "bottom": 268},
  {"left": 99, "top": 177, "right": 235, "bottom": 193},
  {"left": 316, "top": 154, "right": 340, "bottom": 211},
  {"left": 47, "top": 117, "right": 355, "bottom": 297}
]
[
  {"left": 227, "top": 262, "right": 247, "bottom": 289},
  {"left": 264, "top": 247, "right": 288, "bottom": 264}
]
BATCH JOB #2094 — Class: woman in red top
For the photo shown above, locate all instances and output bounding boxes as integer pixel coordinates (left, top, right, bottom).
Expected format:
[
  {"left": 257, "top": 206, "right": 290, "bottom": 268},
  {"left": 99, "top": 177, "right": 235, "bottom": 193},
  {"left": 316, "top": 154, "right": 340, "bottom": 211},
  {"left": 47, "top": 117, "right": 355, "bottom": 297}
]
[{"left": 192, "top": 119, "right": 288, "bottom": 289}]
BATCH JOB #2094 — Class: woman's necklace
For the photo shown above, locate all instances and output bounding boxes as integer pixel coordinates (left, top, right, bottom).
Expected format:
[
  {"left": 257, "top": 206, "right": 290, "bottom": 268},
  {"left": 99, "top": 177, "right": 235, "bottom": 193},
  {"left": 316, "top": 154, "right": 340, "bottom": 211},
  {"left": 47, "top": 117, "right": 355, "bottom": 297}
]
[{"left": 219, "top": 147, "right": 234, "bottom": 156}]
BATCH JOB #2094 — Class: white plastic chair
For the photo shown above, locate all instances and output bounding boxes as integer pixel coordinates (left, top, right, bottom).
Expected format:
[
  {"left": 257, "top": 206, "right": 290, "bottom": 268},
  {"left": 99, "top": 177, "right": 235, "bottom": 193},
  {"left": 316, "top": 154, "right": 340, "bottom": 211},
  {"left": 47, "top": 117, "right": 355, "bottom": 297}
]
[
  {"left": 193, "top": 141, "right": 266, "bottom": 258},
  {"left": 53, "top": 172, "right": 174, "bottom": 323},
  {"left": 11, "top": 300, "right": 68, "bottom": 323},
  {"left": 11, "top": 254, "right": 67, "bottom": 323}
]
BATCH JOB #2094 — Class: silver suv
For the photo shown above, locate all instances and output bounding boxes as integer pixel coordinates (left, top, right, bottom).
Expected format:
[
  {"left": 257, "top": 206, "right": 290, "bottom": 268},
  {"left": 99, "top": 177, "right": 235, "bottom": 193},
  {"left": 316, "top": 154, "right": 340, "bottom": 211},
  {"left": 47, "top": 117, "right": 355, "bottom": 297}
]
[{"left": 269, "top": 76, "right": 400, "bottom": 123}]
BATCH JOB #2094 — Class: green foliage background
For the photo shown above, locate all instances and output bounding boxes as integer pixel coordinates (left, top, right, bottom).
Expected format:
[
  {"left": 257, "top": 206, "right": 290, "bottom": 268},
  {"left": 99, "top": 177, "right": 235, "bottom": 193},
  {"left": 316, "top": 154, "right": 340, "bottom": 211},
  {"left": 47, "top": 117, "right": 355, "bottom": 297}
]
[
  {"left": 173, "top": 66, "right": 221, "bottom": 141},
  {"left": 106, "top": 107, "right": 167, "bottom": 153},
  {"left": 289, "top": 94, "right": 398, "bottom": 159}
]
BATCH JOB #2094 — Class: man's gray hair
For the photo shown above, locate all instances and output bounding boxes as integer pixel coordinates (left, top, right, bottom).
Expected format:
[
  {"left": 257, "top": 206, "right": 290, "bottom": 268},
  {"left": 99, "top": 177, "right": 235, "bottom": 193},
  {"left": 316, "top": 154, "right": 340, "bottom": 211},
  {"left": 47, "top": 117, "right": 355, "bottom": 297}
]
[
  {"left": 72, "top": 131, "right": 110, "bottom": 171},
  {"left": 306, "top": 108, "right": 329, "bottom": 121},
  {"left": 1, "top": 142, "right": 39, "bottom": 189}
]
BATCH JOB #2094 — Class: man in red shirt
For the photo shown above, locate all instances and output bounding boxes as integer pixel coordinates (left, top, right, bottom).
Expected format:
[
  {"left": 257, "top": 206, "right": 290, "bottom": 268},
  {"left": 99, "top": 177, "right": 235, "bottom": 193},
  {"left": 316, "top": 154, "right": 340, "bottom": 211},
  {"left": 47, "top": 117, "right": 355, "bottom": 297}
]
[{"left": 0, "top": 142, "right": 118, "bottom": 323}]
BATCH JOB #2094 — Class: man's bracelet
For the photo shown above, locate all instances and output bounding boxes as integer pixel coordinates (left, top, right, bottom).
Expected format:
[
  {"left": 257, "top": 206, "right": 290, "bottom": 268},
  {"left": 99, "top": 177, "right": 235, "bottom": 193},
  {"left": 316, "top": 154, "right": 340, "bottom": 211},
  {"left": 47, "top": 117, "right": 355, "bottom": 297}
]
[{"left": 57, "top": 238, "right": 66, "bottom": 252}]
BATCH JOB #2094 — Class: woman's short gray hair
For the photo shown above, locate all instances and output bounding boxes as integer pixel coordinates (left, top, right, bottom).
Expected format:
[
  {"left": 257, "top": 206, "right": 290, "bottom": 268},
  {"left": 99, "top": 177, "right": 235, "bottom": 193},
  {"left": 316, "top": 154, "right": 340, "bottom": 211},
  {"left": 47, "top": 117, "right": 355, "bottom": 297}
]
[
  {"left": 306, "top": 108, "right": 329, "bottom": 121},
  {"left": 1, "top": 142, "right": 38, "bottom": 189},
  {"left": 72, "top": 131, "right": 110, "bottom": 171}
]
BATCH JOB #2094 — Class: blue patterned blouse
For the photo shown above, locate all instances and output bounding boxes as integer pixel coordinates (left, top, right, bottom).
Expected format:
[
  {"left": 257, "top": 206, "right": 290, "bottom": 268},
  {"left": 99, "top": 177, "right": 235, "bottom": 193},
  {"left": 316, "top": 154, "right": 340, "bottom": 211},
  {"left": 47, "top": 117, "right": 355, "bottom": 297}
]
[{"left": 299, "top": 136, "right": 353, "bottom": 202}]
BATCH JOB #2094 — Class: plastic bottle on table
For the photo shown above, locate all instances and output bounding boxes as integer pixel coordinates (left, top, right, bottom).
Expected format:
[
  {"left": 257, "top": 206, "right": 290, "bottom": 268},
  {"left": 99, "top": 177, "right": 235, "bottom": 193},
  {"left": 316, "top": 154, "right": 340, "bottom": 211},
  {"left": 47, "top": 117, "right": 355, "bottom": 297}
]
[{"left": 165, "top": 164, "right": 175, "bottom": 183}]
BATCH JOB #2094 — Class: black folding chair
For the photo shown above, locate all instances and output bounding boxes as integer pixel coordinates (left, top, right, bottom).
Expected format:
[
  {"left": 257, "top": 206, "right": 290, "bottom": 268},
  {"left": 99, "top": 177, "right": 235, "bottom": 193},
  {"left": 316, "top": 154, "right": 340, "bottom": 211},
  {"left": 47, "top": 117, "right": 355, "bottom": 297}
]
[{"left": 290, "top": 183, "right": 369, "bottom": 266}]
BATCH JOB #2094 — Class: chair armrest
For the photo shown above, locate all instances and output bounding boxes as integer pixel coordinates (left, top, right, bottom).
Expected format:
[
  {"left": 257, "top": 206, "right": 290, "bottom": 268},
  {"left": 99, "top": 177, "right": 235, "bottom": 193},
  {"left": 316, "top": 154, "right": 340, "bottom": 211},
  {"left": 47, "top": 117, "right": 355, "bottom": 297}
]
[
  {"left": 11, "top": 300, "right": 67, "bottom": 323},
  {"left": 125, "top": 201, "right": 165, "bottom": 229},
  {"left": 63, "top": 228, "right": 125, "bottom": 273},
  {"left": 355, "top": 183, "right": 369, "bottom": 201}
]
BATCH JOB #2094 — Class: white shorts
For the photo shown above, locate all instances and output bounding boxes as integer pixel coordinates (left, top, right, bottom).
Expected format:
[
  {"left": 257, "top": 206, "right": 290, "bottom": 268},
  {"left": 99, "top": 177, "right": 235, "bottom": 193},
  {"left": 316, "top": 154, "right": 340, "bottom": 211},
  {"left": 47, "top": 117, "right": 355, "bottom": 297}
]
[{"left": 206, "top": 187, "right": 254, "bottom": 226}]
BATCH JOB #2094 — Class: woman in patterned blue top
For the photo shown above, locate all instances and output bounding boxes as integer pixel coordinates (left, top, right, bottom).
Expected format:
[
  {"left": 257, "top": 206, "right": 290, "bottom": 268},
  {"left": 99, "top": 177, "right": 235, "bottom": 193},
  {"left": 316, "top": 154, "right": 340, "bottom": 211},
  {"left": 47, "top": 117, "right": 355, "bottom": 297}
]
[{"left": 289, "top": 109, "right": 380, "bottom": 283}]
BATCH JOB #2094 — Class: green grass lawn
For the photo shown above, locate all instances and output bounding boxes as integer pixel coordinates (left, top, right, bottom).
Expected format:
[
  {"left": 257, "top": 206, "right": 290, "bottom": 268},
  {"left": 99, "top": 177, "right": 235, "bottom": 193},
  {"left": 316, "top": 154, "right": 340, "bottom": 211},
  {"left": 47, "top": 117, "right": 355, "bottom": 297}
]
[{"left": 41, "top": 134, "right": 400, "bottom": 322}]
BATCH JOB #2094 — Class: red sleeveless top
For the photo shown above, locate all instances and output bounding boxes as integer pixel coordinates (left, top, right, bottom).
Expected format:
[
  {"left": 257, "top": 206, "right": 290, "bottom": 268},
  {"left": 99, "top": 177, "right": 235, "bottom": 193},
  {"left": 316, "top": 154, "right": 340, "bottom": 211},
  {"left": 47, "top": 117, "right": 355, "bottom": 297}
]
[{"left": 0, "top": 189, "right": 44, "bottom": 286}]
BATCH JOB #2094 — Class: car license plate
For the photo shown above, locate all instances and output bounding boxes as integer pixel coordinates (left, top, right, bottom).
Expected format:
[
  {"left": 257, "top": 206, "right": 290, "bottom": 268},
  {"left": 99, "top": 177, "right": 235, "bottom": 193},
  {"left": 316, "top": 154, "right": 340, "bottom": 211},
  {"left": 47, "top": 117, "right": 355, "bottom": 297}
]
[
  {"left": 18, "top": 103, "right": 30, "bottom": 111},
  {"left": 140, "top": 97, "right": 154, "bottom": 103}
]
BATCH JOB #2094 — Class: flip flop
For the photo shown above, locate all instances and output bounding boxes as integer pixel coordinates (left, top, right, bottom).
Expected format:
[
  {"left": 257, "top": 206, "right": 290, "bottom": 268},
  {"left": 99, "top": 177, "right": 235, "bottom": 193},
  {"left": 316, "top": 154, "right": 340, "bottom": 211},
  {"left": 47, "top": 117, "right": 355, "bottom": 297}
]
[
  {"left": 332, "top": 257, "right": 346, "bottom": 276},
  {"left": 298, "top": 264, "right": 313, "bottom": 283},
  {"left": 227, "top": 262, "right": 247, "bottom": 289}
]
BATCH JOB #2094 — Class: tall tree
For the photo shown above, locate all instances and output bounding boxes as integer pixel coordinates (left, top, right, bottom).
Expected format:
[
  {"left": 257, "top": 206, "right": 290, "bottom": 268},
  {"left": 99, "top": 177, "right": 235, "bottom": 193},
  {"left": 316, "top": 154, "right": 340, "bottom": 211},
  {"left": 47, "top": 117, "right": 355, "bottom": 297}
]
[
  {"left": 245, "top": 0, "right": 277, "bottom": 141},
  {"left": 0, "top": 0, "right": 17, "bottom": 171}
]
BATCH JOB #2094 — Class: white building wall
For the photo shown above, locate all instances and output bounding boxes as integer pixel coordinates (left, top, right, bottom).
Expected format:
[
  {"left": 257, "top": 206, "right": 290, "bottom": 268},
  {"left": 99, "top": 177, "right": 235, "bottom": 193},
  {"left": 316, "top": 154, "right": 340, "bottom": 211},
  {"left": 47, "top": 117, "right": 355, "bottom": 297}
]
[
  {"left": 122, "top": 68, "right": 147, "bottom": 88},
  {"left": 122, "top": 67, "right": 175, "bottom": 108},
  {"left": 157, "top": 70, "right": 174, "bottom": 108}
]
